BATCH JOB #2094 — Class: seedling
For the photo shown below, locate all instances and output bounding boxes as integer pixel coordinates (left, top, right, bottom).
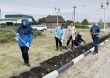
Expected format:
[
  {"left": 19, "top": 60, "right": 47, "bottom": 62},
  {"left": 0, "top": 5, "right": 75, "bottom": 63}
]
[
  {"left": 29, "top": 76, "right": 32, "bottom": 78},
  {"left": 54, "top": 65, "right": 57, "bottom": 69},
  {"left": 66, "top": 59, "right": 69, "bottom": 63},
  {"left": 41, "top": 72, "right": 45, "bottom": 77},
  {"left": 46, "top": 68, "right": 51, "bottom": 73},
  {"left": 60, "top": 62, "right": 63, "bottom": 66}
]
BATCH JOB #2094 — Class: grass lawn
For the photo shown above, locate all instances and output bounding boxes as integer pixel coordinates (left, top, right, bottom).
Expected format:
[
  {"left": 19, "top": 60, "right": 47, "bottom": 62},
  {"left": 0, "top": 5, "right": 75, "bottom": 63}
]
[{"left": 0, "top": 29, "right": 109, "bottom": 78}]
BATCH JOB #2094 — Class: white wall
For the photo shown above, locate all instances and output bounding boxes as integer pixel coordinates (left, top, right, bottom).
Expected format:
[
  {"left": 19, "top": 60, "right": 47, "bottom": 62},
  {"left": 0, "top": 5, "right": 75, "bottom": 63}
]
[
  {"left": 0, "top": 18, "right": 33, "bottom": 24},
  {"left": 0, "top": 20, "right": 16, "bottom": 23},
  {"left": 17, "top": 18, "right": 33, "bottom": 23}
]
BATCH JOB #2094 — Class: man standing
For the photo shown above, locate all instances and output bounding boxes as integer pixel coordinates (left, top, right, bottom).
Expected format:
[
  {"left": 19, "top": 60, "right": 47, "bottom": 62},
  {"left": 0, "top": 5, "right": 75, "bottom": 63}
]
[
  {"left": 54, "top": 24, "right": 65, "bottom": 51},
  {"left": 90, "top": 22, "right": 100, "bottom": 55},
  {"left": 66, "top": 21, "right": 76, "bottom": 49}
]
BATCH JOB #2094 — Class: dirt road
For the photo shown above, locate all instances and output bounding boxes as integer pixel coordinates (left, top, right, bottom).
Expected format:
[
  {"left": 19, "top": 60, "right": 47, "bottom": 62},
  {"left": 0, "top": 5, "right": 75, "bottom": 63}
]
[{"left": 58, "top": 40, "right": 110, "bottom": 78}]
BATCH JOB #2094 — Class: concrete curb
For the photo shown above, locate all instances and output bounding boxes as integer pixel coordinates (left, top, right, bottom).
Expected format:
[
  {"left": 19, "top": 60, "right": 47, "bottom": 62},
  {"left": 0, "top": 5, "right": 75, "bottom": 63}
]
[{"left": 43, "top": 37, "right": 110, "bottom": 78}]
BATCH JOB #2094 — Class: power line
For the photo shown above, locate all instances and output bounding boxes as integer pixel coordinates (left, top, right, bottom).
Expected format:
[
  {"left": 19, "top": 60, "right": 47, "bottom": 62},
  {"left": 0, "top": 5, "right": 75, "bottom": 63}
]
[{"left": 72, "top": 6, "right": 77, "bottom": 26}]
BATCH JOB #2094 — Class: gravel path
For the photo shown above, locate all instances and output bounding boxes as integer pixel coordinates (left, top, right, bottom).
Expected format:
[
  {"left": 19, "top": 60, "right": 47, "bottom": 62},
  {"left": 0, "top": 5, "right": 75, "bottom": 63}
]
[{"left": 58, "top": 40, "right": 110, "bottom": 78}]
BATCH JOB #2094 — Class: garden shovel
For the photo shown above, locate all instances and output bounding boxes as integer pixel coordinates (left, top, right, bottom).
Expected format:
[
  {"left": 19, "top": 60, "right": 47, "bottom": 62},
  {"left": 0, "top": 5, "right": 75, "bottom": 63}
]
[
  {"left": 65, "top": 46, "right": 73, "bottom": 53},
  {"left": 12, "top": 29, "right": 40, "bottom": 61}
]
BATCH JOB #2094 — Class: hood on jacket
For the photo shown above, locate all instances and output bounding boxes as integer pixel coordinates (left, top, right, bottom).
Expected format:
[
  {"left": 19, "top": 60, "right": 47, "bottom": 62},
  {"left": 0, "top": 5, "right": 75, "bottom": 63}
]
[{"left": 22, "top": 18, "right": 30, "bottom": 27}]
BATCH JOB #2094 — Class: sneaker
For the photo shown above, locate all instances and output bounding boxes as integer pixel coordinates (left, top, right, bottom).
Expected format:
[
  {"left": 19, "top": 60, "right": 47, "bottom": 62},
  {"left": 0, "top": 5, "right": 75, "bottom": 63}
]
[
  {"left": 26, "top": 63, "right": 31, "bottom": 67},
  {"left": 60, "top": 47, "right": 62, "bottom": 51},
  {"left": 92, "top": 52, "right": 96, "bottom": 55}
]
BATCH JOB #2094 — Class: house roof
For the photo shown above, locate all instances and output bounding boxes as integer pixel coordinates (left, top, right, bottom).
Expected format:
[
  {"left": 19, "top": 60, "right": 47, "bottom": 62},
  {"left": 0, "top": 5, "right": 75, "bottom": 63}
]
[
  {"left": 45, "top": 15, "right": 65, "bottom": 23},
  {"left": 4, "top": 14, "right": 36, "bottom": 22},
  {"left": 5, "top": 14, "right": 33, "bottom": 18}
]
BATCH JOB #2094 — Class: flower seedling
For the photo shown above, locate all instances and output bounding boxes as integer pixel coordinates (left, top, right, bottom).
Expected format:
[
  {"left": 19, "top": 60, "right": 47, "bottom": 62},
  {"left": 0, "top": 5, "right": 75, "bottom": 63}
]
[
  {"left": 76, "top": 53, "right": 79, "bottom": 56},
  {"left": 46, "top": 68, "right": 51, "bottom": 73},
  {"left": 60, "top": 62, "right": 63, "bottom": 66},
  {"left": 54, "top": 65, "right": 57, "bottom": 69},
  {"left": 82, "top": 49, "right": 85, "bottom": 52},
  {"left": 41, "top": 72, "right": 45, "bottom": 77},
  {"left": 29, "top": 76, "right": 32, "bottom": 78},
  {"left": 66, "top": 59, "right": 69, "bottom": 63}
]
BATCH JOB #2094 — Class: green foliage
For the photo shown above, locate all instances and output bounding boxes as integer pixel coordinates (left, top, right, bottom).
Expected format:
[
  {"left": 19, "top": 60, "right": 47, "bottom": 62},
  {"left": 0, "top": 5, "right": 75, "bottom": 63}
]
[
  {"left": 76, "top": 21, "right": 80, "bottom": 25},
  {"left": 38, "top": 18, "right": 46, "bottom": 24},
  {"left": 0, "top": 29, "right": 14, "bottom": 43},
  {"left": 0, "top": 27, "right": 42, "bottom": 43},
  {"left": 33, "top": 29, "right": 42, "bottom": 37},
  {"left": 75, "top": 25, "right": 89, "bottom": 29},
  {"left": 82, "top": 19, "right": 89, "bottom": 25},
  {"left": 66, "top": 20, "right": 71, "bottom": 25}
]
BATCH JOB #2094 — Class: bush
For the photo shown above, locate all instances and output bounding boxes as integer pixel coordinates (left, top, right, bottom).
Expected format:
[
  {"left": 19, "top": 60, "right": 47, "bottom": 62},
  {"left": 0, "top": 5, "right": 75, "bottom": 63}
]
[
  {"left": 33, "top": 29, "right": 42, "bottom": 37},
  {"left": 75, "top": 25, "right": 89, "bottom": 29},
  {"left": 0, "top": 29, "right": 14, "bottom": 43},
  {"left": 0, "top": 27, "right": 42, "bottom": 43}
]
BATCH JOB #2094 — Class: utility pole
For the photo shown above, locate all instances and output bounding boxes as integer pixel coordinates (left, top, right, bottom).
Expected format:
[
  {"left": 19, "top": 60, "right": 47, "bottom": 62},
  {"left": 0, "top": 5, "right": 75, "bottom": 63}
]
[
  {"left": 100, "top": 18, "right": 102, "bottom": 27},
  {"left": 101, "top": 0, "right": 109, "bottom": 32},
  {"left": 0, "top": 9, "right": 1, "bottom": 19},
  {"left": 55, "top": 7, "right": 60, "bottom": 26},
  {"left": 72, "top": 6, "right": 77, "bottom": 26}
]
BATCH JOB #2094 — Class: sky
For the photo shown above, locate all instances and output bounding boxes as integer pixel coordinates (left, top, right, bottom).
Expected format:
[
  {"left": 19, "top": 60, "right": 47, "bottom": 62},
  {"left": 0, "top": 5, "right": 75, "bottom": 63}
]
[{"left": 0, "top": 0, "right": 110, "bottom": 22}]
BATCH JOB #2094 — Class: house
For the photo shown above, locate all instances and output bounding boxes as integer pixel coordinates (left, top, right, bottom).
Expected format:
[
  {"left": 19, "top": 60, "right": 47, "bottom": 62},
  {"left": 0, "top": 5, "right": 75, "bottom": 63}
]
[
  {"left": 0, "top": 14, "right": 36, "bottom": 26},
  {"left": 45, "top": 15, "right": 65, "bottom": 29}
]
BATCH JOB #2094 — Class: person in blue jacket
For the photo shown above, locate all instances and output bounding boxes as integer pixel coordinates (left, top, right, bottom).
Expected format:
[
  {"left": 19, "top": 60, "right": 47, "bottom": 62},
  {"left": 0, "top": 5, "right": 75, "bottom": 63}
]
[
  {"left": 90, "top": 22, "right": 100, "bottom": 55},
  {"left": 16, "top": 18, "right": 33, "bottom": 67},
  {"left": 54, "top": 24, "right": 65, "bottom": 51}
]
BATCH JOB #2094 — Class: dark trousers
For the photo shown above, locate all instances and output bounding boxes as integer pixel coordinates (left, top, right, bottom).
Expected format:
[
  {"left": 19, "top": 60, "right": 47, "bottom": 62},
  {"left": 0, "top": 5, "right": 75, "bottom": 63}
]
[
  {"left": 66, "top": 36, "right": 74, "bottom": 49},
  {"left": 55, "top": 37, "right": 62, "bottom": 49},
  {"left": 92, "top": 37, "right": 99, "bottom": 53},
  {"left": 20, "top": 46, "right": 29, "bottom": 64}
]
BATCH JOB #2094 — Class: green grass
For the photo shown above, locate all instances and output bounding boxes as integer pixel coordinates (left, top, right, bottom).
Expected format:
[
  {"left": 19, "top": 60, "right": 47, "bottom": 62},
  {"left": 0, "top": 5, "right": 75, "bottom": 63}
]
[{"left": 0, "top": 29, "right": 109, "bottom": 78}]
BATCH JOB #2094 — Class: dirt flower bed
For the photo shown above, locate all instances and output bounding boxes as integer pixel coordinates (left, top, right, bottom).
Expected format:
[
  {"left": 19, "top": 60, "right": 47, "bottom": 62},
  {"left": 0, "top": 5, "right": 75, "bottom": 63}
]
[{"left": 10, "top": 34, "right": 110, "bottom": 78}]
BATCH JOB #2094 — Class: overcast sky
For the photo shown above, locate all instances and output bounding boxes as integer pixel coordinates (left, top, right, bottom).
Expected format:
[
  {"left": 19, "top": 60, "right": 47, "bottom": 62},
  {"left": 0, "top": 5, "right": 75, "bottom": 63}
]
[{"left": 0, "top": 0, "right": 110, "bottom": 22}]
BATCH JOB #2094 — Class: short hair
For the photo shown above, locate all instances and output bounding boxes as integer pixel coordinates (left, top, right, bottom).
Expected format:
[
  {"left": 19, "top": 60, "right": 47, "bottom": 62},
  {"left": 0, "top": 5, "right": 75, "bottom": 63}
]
[
  {"left": 79, "top": 32, "right": 83, "bottom": 36},
  {"left": 92, "top": 22, "right": 98, "bottom": 26},
  {"left": 69, "top": 21, "right": 74, "bottom": 25},
  {"left": 61, "top": 24, "right": 65, "bottom": 26}
]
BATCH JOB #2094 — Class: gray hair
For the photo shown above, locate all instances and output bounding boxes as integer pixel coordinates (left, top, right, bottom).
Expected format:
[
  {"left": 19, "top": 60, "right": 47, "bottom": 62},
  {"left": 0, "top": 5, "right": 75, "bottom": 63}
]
[{"left": 92, "top": 22, "right": 98, "bottom": 26}]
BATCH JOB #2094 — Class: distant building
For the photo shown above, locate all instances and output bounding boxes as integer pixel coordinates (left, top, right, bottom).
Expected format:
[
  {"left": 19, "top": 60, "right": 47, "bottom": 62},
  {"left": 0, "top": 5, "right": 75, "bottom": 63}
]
[
  {"left": 0, "top": 14, "right": 36, "bottom": 26},
  {"left": 45, "top": 15, "right": 65, "bottom": 29}
]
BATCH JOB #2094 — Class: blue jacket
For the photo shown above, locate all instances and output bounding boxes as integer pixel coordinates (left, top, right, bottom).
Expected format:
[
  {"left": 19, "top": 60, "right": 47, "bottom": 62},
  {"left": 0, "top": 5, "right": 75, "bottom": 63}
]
[
  {"left": 16, "top": 18, "right": 33, "bottom": 46},
  {"left": 54, "top": 26, "right": 65, "bottom": 40},
  {"left": 90, "top": 26, "right": 100, "bottom": 37}
]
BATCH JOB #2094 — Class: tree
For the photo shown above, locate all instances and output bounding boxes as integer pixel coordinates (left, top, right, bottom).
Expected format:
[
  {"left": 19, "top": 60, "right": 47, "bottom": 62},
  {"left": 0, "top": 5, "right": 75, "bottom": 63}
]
[
  {"left": 65, "top": 20, "right": 71, "bottom": 28},
  {"left": 66, "top": 20, "right": 71, "bottom": 25},
  {"left": 76, "top": 21, "right": 80, "bottom": 24},
  {"left": 81, "top": 19, "right": 89, "bottom": 25},
  {"left": 38, "top": 18, "right": 46, "bottom": 24}
]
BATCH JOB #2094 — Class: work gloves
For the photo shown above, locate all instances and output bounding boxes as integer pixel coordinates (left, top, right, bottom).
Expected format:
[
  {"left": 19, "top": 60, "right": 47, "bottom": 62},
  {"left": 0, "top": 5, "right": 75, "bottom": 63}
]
[
  {"left": 55, "top": 35, "right": 63, "bottom": 43},
  {"left": 61, "top": 40, "right": 63, "bottom": 43},
  {"left": 55, "top": 35, "right": 59, "bottom": 38},
  {"left": 26, "top": 43, "right": 29, "bottom": 47},
  {"left": 16, "top": 33, "right": 20, "bottom": 37}
]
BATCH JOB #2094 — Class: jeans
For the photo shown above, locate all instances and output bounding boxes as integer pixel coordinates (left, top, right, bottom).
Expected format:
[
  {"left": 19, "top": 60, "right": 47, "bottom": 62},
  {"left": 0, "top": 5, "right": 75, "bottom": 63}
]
[
  {"left": 92, "top": 37, "right": 99, "bottom": 53},
  {"left": 55, "top": 37, "right": 62, "bottom": 49},
  {"left": 20, "top": 46, "right": 29, "bottom": 64}
]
